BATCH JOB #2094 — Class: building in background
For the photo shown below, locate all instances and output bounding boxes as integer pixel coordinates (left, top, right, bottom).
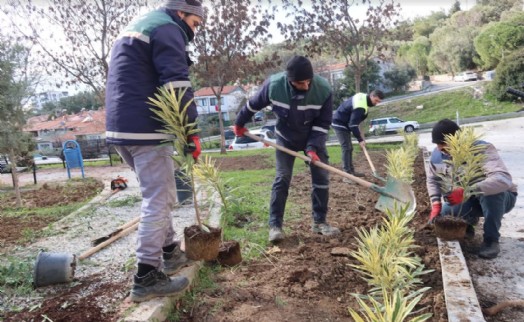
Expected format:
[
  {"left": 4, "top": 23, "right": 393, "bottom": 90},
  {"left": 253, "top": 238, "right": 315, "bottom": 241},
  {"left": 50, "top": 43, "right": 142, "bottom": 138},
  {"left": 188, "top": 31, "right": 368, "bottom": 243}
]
[{"left": 29, "top": 90, "right": 69, "bottom": 110}]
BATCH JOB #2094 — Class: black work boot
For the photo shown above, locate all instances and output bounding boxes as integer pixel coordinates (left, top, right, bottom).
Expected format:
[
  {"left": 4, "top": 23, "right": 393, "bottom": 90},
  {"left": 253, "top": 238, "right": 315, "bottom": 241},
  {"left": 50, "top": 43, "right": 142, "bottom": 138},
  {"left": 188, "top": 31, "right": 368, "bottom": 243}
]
[
  {"left": 163, "top": 244, "right": 192, "bottom": 275},
  {"left": 130, "top": 270, "right": 189, "bottom": 302},
  {"left": 478, "top": 240, "right": 500, "bottom": 259}
]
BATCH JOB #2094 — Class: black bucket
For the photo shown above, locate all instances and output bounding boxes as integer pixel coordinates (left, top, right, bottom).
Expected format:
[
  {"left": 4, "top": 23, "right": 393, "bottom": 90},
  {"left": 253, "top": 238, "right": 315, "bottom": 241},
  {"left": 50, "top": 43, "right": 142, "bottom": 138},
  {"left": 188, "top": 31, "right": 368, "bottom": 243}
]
[
  {"left": 174, "top": 169, "right": 193, "bottom": 205},
  {"left": 33, "top": 251, "right": 76, "bottom": 287}
]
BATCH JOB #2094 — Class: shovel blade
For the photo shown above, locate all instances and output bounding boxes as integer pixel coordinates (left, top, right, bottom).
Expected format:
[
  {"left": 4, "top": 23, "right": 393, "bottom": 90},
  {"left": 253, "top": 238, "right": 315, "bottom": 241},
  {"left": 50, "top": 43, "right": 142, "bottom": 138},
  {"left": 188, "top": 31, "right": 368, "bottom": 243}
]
[{"left": 374, "top": 178, "right": 416, "bottom": 215}]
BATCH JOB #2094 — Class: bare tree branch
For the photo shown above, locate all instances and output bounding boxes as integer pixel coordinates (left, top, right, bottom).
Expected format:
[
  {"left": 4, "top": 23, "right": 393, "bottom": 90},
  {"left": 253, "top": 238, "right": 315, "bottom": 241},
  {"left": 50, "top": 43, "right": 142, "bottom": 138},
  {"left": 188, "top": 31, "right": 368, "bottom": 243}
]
[
  {"left": 280, "top": 0, "right": 400, "bottom": 92},
  {"left": 2, "top": 0, "right": 148, "bottom": 102}
]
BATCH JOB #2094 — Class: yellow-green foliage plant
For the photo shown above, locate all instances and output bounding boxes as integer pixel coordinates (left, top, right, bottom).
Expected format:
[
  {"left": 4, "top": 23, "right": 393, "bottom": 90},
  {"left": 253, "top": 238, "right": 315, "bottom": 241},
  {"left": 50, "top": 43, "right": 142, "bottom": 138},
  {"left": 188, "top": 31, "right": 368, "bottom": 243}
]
[
  {"left": 385, "top": 133, "right": 418, "bottom": 184},
  {"left": 351, "top": 205, "right": 430, "bottom": 293},
  {"left": 349, "top": 287, "right": 432, "bottom": 322},
  {"left": 439, "top": 126, "right": 486, "bottom": 203},
  {"left": 193, "top": 155, "right": 239, "bottom": 237},
  {"left": 148, "top": 87, "right": 203, "bottom": 226}
]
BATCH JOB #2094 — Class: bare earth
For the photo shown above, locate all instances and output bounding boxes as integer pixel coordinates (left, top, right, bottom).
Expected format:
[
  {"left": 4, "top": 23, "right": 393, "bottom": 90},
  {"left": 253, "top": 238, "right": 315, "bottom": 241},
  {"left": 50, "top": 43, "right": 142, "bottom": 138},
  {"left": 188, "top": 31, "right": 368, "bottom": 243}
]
[{"left": 1, "top": 152, "right": 522, "bottom": 321}]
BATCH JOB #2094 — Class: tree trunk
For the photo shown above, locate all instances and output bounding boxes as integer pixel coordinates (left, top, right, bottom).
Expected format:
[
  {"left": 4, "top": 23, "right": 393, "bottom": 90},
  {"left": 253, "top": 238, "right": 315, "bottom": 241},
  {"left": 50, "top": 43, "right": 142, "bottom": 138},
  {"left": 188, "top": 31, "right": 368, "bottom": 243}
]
[
  {"left": 8, "top": 149, "right": 22, "bottom": 208},
  {"left": 354, "top": 68, "right": 362, "bottom": 93},
  {"left": 218, "top": 97, "right": 227, "bottom": 154}
]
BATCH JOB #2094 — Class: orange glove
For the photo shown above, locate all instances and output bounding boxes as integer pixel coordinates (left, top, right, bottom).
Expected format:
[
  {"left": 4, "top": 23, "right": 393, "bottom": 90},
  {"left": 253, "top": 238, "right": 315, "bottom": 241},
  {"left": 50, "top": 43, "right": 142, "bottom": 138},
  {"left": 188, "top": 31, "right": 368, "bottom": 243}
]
[
  {"left": 428, "top": 202, "right": 442, "bottom": 224},
  {"left": 233, "top": 125, "right": 248, "bottom": 137},
  {"left": 186, "top": 135, "right": 201, "bottom": 161},
  {"left": 306, "top": 151, "right": 320, "bottom": 164},
  {"left": 446, "top": 187, "right": 464, "bottom": 205}
]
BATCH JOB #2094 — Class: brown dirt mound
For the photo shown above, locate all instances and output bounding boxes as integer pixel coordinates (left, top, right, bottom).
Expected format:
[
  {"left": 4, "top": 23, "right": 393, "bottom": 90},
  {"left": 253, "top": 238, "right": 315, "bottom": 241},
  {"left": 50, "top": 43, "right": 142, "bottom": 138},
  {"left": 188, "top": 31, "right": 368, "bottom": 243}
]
[{"left": 176, "top": 150, "right": 447, "bottom": 322}]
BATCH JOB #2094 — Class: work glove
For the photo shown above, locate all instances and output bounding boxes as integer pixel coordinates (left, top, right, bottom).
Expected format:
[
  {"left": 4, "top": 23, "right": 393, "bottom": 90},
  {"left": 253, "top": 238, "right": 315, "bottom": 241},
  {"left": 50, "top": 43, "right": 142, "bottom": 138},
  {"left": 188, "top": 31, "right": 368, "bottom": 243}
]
[
  {"left": 446, "top": 187, "right": 464, "bottom": 205},
  {"left": 184, "top": 135, "right": 201, "bottom": 161},
  {"left": 428, "top": 202, "right": 442, "bottom": 224},
  {"left": 233, "top": 124, "right": 248, "bottom": 137},
  {"left": 306, "top": 150, "right": 320, "bottom": 164}
]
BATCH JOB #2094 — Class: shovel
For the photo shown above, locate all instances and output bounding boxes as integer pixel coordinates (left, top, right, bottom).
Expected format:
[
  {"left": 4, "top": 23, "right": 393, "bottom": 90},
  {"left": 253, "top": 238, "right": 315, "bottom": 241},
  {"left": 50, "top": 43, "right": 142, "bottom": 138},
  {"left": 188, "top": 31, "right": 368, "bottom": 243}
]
[
  {"left": 362, "top": 145, "right": 386, "bottom": 182},
  {"left": 243, "top": 132, "right": 416, "bottom": 214}
]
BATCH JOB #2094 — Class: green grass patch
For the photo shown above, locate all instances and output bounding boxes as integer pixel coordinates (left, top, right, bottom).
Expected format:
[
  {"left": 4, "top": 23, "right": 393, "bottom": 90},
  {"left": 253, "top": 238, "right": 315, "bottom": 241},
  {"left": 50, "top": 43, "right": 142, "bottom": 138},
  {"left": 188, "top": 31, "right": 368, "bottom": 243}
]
[
  {"left": 167, "top": 265, "right": 220, "bottom": 321},
  {"left": 0, "top": 255, "right": 36, "bottom": 300},
  {"left": 106, "top": 195, "right": 142, "bottom": 208},
  {"left": 367, "top": 84, "right": 521, "bottom": 126}
]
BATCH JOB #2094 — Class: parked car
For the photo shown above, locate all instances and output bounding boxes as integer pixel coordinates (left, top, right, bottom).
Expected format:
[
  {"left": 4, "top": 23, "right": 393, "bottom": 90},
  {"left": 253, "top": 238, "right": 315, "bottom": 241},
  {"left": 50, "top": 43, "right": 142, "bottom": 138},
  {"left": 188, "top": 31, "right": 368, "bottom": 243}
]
[
  {"left": 368, "top": 117, "right": 420, "bottom": 135},
  {"left": 223, "top": 129, "right": 235, "bottom": 145},
  {"left": 228, "top": 129, "right": 276, "bottom": 150},
  {"left": 454, "top": 71, "right": 478, "bottom": 82},
  {"left": 33, "top": 153, "right": 63, "bottom": 165},
  {"left": 254, "top": 111, "right": 265, "bottom": 122},
  {"left": 261, "top": 124, "right": 275, "bottom": 133}
]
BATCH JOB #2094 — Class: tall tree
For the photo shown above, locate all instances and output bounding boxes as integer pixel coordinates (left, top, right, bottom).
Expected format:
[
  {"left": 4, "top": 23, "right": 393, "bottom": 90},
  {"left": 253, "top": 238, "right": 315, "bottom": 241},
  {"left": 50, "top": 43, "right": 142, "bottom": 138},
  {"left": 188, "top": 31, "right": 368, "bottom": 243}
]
[
  {"left": 0, "top": 37, "right": 36, "bottom": 207},
  {"left": 2, "top": 0, "right": 148, "bottom": 103},
  {"left": 280, "top": 0, "right": 401, "bottom": 92},
  {"left": 474, "top": 12, "right": 524, "bottom": 69},
  {"left": 192, "top": 0, "right": 279, "bottom": 153}
]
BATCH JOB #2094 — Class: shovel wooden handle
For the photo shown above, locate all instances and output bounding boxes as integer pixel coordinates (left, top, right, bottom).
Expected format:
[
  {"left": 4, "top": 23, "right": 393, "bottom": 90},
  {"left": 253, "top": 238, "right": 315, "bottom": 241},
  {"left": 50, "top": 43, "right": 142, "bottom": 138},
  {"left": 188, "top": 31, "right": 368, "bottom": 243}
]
[
  {"left": 79, "top": 221, "right": 139, "bottom": 260},
  {"left": 244, "top": 132, "right": 373, "bottom": 188},
  {"left": 362, "top": 145, "right": 377, "bottom": 173}
]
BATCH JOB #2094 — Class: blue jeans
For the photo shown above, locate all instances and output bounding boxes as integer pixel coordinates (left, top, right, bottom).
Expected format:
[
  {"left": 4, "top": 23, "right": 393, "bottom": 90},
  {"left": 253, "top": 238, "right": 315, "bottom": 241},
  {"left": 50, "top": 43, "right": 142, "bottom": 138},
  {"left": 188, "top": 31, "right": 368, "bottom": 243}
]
[
  {"left": 333, "top": 128, "right": 354, "bottom": 173},
  {"left": 269, "top": 137, "right": 330, "bottom": 228},
  {"left": 441, "top": 191, "right": 517, "bottom": 243},
  {"left": 116, "top": 145, "right": 177, "bottom": 268}
]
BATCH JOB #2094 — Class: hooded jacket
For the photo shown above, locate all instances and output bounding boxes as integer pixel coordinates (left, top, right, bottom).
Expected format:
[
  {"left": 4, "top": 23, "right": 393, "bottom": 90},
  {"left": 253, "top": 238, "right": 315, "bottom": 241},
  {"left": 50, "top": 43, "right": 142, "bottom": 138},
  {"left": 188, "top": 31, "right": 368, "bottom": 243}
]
[
  {"left": 427, "top": 141, "right": 518, "bottom": 203},
  {"left": 105, "top": 8, "right": 198, "bottom": 146}
]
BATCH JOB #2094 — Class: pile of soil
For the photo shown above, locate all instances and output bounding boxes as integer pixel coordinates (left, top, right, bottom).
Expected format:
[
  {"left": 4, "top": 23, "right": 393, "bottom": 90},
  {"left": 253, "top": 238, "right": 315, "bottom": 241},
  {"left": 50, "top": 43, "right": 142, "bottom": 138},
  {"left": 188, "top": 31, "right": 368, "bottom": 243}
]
[{"left": 178, "top": 151, "right": 446, "bottom": 321}]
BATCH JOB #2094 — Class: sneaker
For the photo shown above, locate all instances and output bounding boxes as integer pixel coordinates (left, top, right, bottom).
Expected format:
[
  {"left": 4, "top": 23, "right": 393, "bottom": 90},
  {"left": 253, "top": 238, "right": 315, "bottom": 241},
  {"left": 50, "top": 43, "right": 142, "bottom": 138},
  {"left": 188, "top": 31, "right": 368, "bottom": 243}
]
[
  {"left": 311, "top": 223, "right": 341, "bottom": 236},
  {"left": 465, "top": 225, "right": 475, "bottom": 240},
  {"left": 269, "top": 227, "right": 284, "bottom": 243},
  {"left": 130, "top": 270, "right": 189, "bottom": 303},
  {"left": 478, "top": 241, "right": 500, "bottom": 259},
  {"left": 163, "top": 246, "right": 192, "bottom": 276}
]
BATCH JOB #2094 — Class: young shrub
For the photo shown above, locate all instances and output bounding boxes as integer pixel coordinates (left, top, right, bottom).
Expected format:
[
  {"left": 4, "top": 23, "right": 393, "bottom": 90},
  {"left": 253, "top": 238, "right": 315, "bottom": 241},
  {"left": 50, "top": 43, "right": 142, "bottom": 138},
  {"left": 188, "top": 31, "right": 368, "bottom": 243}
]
[
  {"left": 349, "top": 287, "right": 432, "bottom": 322},
  {"left": 193, "top": 155, "right": 239, "bottom": 237},
  {"left": 148, "top": 87, "right": 203, "bottom": 226},
  {"left": 438, "top": 126, "right": 486, "bottom": 203},
  {"left": 385, "top": 132, "right": 418, "bottom": 184}
]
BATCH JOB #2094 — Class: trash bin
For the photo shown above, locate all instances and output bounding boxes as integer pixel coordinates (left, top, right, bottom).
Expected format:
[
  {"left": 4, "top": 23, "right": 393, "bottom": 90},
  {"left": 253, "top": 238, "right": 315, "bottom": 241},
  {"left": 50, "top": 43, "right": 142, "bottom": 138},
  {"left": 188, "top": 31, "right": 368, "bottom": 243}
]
[
  {"left": 62, "top": 140, "right": 85, "bottom": 179},
  {"left": 174, "top": 169, "right": 193, "bottom": 205}
]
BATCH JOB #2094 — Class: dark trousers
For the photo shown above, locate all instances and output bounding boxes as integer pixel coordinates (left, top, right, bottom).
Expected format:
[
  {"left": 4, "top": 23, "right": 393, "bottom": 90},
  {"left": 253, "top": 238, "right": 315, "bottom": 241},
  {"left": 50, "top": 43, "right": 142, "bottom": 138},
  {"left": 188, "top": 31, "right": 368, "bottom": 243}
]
[
  {"left": 442, "top": 191, "right": 517, "bottom": 242},
  {"left": 269, "top": 138, "right": 330, "bottom": 228},
  {"left": 333, "top": 128, "right": 354, "bottom": 173}
]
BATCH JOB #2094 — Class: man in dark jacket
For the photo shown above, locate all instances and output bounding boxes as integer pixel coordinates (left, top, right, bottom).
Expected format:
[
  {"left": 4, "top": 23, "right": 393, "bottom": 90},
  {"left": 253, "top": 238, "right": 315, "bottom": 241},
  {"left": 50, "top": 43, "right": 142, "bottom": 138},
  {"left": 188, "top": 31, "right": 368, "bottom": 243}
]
[
  {"left": 105, "top": 0, "right": 203, "bottom": 302},
  {"left": 331, "top": 90, "right": 384, "bottom": 177},
  {"left": 234, "top": 55, "right": 339, "bottom": 242},
  {"left": 427, "top": 119, "right": 518, "bottom": 259}
]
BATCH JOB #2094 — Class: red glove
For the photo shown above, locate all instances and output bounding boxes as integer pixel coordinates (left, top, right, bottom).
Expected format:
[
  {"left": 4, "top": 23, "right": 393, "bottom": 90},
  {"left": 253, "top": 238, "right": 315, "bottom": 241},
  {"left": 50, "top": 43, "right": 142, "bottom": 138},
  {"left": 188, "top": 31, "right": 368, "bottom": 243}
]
[
  {"left": 446, "top": 187, "right": 464, "bottom": 205},
  {"left": 233, "top": 125, "right": 248, "bottom": 137},
  {"left": 429, "top": 202, "right": 442, "bottom": 223},
  {"left": 187, "top": 135, "right": 201, "bottom": 161},
  {"left": 306, "top": 151, "right": 320, "bottom": 164}
]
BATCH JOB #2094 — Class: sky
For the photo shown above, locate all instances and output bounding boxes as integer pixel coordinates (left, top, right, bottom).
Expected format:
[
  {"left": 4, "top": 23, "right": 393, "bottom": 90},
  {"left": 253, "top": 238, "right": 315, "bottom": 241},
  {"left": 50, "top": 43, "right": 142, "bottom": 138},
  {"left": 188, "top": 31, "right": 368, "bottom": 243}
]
[
  {"left": 266, "top": 0, "right": 474, "bottom": 43},
  {"left": 1, "top": 0, "right": 475, "bottom": 94}
]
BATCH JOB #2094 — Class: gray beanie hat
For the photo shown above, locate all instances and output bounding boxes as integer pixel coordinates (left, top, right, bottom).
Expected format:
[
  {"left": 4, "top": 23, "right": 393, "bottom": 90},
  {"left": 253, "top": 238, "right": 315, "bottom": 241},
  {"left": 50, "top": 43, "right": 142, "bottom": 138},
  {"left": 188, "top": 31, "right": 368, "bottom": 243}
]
[{"left": 164, "top": 0, "right": 205, "bottom": 19}]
